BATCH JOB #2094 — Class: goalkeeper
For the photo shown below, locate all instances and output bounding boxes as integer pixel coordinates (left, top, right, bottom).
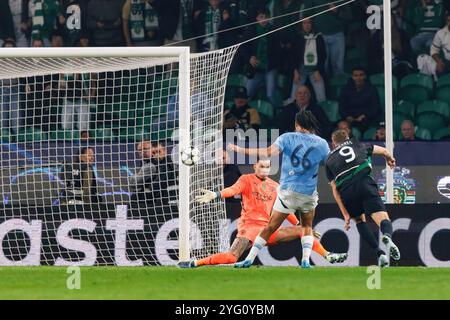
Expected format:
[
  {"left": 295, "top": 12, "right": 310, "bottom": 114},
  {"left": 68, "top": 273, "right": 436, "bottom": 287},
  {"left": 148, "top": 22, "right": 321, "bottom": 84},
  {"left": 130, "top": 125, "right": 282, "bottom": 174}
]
[{"left": 179, "top": 159, "right": 347, "bottom": 268}]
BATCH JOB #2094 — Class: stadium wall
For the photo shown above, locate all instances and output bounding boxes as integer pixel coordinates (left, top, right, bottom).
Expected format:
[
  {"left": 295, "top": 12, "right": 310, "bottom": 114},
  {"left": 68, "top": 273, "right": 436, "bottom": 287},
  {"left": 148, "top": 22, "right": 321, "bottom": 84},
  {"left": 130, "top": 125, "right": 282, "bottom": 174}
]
[{"left": 0, "top": 203, "right": 449, "bottom": 267}]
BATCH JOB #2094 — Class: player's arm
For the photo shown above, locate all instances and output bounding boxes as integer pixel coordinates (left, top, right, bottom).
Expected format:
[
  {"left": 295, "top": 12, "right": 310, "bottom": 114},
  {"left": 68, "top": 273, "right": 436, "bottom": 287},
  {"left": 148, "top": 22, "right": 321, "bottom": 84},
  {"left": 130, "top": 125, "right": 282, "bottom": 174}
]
[
  {"left": 372, "top": 145, "right": 396, "bottom": 169},
  {"left": 195, "top": 177, "right": 246, "bottom": 204},
  {"left": 330, "top": 180, "right": 351, "bottom": 231},
  {"left": 227, "top": 143, "right": 281, "bottom": 158}
]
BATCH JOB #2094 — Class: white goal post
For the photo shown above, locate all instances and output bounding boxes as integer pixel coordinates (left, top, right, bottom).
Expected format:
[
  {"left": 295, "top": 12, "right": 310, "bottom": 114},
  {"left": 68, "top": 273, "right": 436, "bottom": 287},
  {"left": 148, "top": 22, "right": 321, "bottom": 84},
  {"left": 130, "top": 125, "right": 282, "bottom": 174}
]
[{"left": 0, "top": 46, "right": 237, "bottom": 266}]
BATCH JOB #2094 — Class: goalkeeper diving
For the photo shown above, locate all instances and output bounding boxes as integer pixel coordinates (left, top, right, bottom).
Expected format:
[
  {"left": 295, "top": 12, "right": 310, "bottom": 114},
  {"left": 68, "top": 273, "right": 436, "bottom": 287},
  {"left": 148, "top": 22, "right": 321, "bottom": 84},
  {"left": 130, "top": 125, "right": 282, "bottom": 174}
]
[{"left": 178, "top": 158, "right": 347, "bottom": 268}]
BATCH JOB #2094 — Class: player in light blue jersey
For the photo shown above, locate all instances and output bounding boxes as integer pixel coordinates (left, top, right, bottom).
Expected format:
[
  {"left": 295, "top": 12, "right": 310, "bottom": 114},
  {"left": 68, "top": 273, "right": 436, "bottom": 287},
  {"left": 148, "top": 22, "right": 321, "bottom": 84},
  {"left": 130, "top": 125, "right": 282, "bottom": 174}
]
[{"left": 228, "top": 110, "right": 330, "bottom": 268}]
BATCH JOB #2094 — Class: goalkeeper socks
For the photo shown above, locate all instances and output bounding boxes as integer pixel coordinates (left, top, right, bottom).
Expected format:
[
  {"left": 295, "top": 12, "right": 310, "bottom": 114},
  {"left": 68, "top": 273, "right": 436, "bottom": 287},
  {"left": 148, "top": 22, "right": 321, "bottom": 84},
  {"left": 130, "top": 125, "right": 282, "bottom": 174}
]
[
  {"left": 380, "top": 219, "right": 393, "bottom": 237},
  {"left": 196, "top": 253, "right": 237, "bottom": 266},
  {"left": 356, "top": 222, "right": 384, "bottom": 255},
  {"left": 312, "top": 238, "right": 328, "bottom": 257},
  {"left": 246, "top": 235, "right": 266, "bottom": 262},
  {"left": 301, "top": 235, "right": 314, "bottom": 262}
]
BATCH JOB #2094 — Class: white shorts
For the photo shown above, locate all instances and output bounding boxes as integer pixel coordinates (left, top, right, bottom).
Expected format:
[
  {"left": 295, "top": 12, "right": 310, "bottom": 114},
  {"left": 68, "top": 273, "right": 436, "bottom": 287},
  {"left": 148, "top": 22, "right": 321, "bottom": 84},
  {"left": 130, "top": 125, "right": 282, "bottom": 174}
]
[{"left": 273, "top": 187, "right": 319, "bottom": 214}]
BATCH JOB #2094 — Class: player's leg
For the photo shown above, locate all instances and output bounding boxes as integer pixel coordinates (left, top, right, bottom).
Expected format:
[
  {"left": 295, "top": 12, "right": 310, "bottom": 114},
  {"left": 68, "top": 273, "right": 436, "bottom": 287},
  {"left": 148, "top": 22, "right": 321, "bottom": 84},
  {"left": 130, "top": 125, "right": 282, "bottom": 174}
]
[
  {"left": 192, "top": 237, "right": 250, "bottom": 267},
  {"left": 268, "top": 226, "right": 348, "bottom": 263},
  {"left": 353, "top": 214, "right": 388, "bottom": 267},
  {"left": 370, "top": 211, "right": 400, "bottom": 261},
  {"left": 340, "top": 180, "right": 389, "bottom": 267},
  {"left": 235, "top": 210, "right": 288, "bottom": 268},
  {"left": 299, "top": 209, "right": 315, "bottom": 268},
  {"left": 363, "top": 176, "right": 400, "bottom": 261}
]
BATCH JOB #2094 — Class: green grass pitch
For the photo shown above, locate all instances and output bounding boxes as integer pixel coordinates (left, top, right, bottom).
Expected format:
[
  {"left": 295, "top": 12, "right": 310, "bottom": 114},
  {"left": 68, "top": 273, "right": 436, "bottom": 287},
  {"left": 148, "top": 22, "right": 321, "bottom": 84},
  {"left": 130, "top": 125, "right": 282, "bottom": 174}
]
[{"left": 1, "top": 266, "right": 450, "bottom": 300}]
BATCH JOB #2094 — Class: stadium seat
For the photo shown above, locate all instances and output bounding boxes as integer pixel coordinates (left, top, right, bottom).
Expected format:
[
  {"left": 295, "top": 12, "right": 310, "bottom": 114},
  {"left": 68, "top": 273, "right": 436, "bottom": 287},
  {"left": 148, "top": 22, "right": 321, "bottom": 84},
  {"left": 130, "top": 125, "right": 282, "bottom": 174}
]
[
  {"left": 394, "top": 100, "right": 415, "bottom": 118},
  {"left": 249, "top": 100, "right": 274, "bottom": 129},
  {"left": 351, "top": 127, "right": 362, "bottom": 140},
  {"left": 17, "top": 128, "right": 48, "bottom": 142},
  {"left": 399, "top": 73, "right": 433, "bottom": 106},
  {"left": 0, "top": 129, "right": 11, "bottom": 142},
  {"left": 415, "top": 127, "right": 432, "bottom": 140},
  {"left": 369, "top": 73, "right": 398, "bottom": 98},
  {"left": 433, "top": 127, "right": 450, "bottom": 140},
  {"left": 435, "top": 73, "right": 450, "bottom": 105},
  {"left": 226, "top": 74, "right": 247, "bottom": 101},
  {"left": 95, "top": 128, "right": 116, "bottom": 142},
  {"left": 329, "top": 73, "right": 349, "bottom": 100},
  {"left": 362, "top": 127, "right": 377, "bottom": 140},
  {"left": 49, "top": 130, "right": 80, "bottom": 141},
  {"left": 416, "top": 100, "right": 450, "bottom": 121},
  {"left": 318, "top": 100, "right": 340, "bottom": 123},
  {"left": 415, "top": 113, "right": 447, "bottom": 133},
  {"left": 277, "top": 74, "right": 291, "bottom": 98},
  {"left": 144, "top": 100, "right": 168, "bottom": 117},
  {"left": 248, "top": 100, "right": 274, "bottom": 120}
]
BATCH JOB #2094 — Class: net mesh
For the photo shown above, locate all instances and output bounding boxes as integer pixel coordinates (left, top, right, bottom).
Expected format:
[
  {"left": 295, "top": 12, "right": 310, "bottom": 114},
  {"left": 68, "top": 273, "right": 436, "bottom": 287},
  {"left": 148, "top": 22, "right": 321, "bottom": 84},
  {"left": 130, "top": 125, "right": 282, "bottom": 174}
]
[{"left": 0, "top": 46, "right": 238, "bottom": 266}]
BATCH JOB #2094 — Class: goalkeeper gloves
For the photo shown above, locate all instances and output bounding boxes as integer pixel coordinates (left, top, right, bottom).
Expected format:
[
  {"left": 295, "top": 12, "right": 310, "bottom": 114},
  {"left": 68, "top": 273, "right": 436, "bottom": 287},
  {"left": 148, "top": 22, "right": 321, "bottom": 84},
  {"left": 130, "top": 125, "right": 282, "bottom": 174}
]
[{"left": 195, "top": 189, "right": 221, "bottom": 204}]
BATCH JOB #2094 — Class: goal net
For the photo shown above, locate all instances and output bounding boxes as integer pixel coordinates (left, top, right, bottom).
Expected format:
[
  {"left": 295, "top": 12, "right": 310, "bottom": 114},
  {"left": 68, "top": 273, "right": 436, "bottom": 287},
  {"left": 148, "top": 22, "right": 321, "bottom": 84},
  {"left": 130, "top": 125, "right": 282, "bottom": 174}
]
[{"left": 0, "top": 46, "right": 238, "bottom": 266}]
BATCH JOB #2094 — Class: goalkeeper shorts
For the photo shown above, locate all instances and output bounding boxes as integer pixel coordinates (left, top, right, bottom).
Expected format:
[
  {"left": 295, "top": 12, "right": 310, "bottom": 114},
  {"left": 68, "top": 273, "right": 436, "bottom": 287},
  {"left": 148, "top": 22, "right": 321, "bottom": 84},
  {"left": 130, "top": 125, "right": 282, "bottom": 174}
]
[
  {"left": 273, "top": 187, "right": 318, "bottom": 214},
  {"left": 237, "top": 219, "right": 280, "bottom": 245}
]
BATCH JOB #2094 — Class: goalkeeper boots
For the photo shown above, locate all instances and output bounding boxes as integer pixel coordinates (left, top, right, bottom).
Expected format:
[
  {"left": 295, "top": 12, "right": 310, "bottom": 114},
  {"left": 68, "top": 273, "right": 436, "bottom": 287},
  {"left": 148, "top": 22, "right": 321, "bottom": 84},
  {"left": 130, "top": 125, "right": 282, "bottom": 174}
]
[
  {"left": 326, "top": 252, "right": 348, "bottom": 264},
  {"left": 382, "top": 235, "right": 401, "bottom": 261},
  {"left": 178, "top": 260, "right": 196, "bottom": 268},
  {"left": 234, "top": 259, "right": 253, "bottom": 268}
]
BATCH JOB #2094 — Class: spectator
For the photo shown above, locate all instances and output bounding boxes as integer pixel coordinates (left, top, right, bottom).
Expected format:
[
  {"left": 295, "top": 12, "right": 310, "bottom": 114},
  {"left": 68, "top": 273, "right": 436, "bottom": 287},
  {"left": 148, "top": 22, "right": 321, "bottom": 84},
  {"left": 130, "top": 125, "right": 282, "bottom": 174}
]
[
  {"left": 276, "top": 85, "right": 332, "bottom": 139},
  {"left": 32, "top": 37, "right": 43, "bottom": 47},
  {"left": 431, "top": 14, "right": 450, "bottom": 75},
  {"left": 61, "top": 75, "right": 96, "bottom": 132},
  {"left": 373, "top": 125, "right": 386, "bottom": 141},
  {"left": 28, "top": 0, "right": 62, "bottom": 47},
  {"left": 223, "top": 86, "right": 261, "bottom": 132},
  {"left": 339, "top": 66, "right": 381, "bottom": 133},
  {"left": 399, "top": 119, "right": 423, "bottom": 141},
  {"left": 60, "top": 147, "right": 103, "bottom": 204},
  {"left": 273, "top": 0, "right": 302, "bottom": 74},
  {"left": 157, "top": 0, "right": 202, "bottom": 53},
  {"left": 288, "top": 18, "right": 327, "bottom": 104},
  {"left": 77, "top": 32, "right": 90, "bottom": 47},
  {"left": 0, "top": 1, "right": 15, "bottom": 46},
  {"left": 194, "top": 0, "right": 234, "bottom": 51},
  {"left": 87, "top": 0, "right": 125, "bottom": 47},
  {"left": 1, "top": 0, "right": 29, "bottom": 47},
  {"left": 0, "top": 39, "right": 22, "bottom": 136},
  {"left": 241, "top": 7, "right": 281, "bottom": 107},
  {"left": 60, "top": 0, "right": 90, "bottom": 47},
  {"left": 50, "top": 29, "right": 64, "bottom": 47},
  {"left": 129, "top": 140, "right": 157, "bottom": 202},
  {"left": 336, "top": 119, "right": 352, "bottom": 138},
  {"left": 80, "top": 130, "right": 90, "bottom": 142},
  {"left": 409, "top": 0, "right": 446, "bottom": 56},
  {"left": 222, "top": 0, "right": 250, "bottom": 41},
  {"left": 150, "top": 140, "right": 178, "bottom": 206},
  {"left": 122, "top": 0, "right": 162, "bottom": 47},
  {"left": 303, "top": 0, "right": 352, "bottom": 77}
]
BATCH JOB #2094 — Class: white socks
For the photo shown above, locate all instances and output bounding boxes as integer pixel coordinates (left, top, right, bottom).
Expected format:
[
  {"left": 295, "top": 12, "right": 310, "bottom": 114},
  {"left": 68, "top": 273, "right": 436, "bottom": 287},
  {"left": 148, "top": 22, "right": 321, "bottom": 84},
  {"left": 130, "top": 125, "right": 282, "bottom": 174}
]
[
  {"left": 246, "top": 235, "right": 267, "bottom": 262},
  {"left": 301, "top": 235, "right": 314, "bottom": 262}
]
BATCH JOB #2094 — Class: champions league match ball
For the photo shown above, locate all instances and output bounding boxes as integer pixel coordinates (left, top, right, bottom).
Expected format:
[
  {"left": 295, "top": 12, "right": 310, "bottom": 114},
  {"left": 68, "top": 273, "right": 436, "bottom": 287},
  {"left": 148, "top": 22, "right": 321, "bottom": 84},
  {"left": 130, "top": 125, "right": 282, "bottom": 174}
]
[{"left": 180, "top": 146, "right": 200, "bottom": 166}]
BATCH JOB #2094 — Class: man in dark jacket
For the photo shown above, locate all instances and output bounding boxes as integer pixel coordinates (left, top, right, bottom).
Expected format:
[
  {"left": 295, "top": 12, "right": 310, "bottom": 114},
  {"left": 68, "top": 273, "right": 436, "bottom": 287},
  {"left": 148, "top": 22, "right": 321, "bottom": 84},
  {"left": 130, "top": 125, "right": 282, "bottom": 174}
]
[
  {"left": 241, "top": 7, "right": 282, "bottom": 107},
  {"left": 276, "top": 85, "right": 332, "bottom": 139},
  {"left": 87, "top": 0, "right": 125, "bottom": 46},
  {"left": 339, "top": 66, "right": 381, "bottom": 133},
  {"left": 156, "top": 0, "right": 202, "bottom": 52},
  {"left": 0, "top": 0, "right": 15, "bottom": 45},
  {"left": 60, "top": 147, "right": 103, "bottom": 204}
]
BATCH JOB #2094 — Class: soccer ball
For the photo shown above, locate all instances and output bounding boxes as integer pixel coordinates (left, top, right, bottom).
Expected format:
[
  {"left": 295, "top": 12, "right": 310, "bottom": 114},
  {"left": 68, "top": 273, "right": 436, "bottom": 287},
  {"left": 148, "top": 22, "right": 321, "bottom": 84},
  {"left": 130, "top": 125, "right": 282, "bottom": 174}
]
[{"left": 180, "top": 146, "right": 200, "bottom": 166}]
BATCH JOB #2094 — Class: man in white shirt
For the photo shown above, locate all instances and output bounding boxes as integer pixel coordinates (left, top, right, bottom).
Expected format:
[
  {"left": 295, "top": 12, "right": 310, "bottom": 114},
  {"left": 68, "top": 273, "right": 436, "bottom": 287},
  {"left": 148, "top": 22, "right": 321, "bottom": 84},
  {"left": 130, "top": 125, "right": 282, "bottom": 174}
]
[{"left": 431, "top": 14, "right": 450, "bottom": 75}]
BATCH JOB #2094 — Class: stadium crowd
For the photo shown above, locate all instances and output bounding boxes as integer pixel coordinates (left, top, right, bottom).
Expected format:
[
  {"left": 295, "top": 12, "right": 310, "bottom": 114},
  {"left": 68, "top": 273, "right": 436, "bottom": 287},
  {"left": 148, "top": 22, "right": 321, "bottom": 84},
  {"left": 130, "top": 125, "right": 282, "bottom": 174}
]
[{"left": 1, "top": 0, "right": 450, "bottom": 141}]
